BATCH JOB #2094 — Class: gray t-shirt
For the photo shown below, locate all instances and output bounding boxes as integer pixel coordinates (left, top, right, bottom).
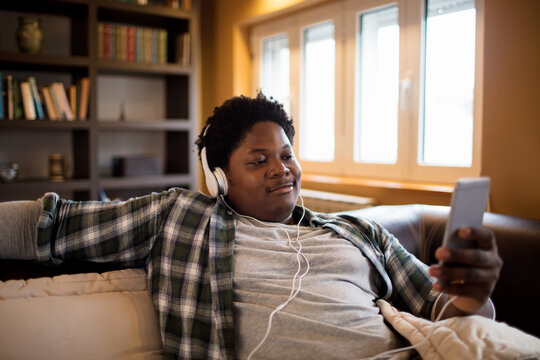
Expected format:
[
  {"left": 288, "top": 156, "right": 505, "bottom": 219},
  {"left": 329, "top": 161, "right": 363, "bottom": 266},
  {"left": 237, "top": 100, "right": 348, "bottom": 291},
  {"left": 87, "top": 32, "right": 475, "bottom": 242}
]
[{"left": 233, "top": 215, "right": 412, "bottom": 360}]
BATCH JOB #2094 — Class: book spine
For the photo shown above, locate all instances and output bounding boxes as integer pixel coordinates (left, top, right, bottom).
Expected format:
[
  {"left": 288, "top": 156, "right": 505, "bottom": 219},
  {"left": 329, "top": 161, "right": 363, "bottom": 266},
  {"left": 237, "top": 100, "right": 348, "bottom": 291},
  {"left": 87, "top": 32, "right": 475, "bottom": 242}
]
[
  {"left": 0, "top": 71, "right": 3, "bottom": 119},
  {"left": 28, "top": 76, "right": 45, "bottom": 119},
  {"left": 51, "top": 82, "right": 74, "bottom": 121},
  {"left": 42, "top": 86, "right": 58, "bottom": 120},
  {"left": 136, "top": 27, "right": 144, "bottom": 63},
  {"left": 144, "top": 27, "right": 152, "bottom": 63},
  {"left": 97, "top": 23, "right": 104, "bottom": 60},
  {"left": 68, "top": 84, "right": 77, "bottom": 120},
  {"left": 20, "top": 81, "right": 36, "bottom": 120},
  {"left": 12, "top": 78, "right": 23, "bottom": 120},
  {"left": 78, "top": 77, "right": 90, "bottom": 121},
  {"left": 47, "top": 85, "right": 62, "bottom": 120},
  {"left": 110, "top": 24, "right": 116, "bottom": 61},
  {"left": 182, "top": 32, "right": 191, "bottom": 66},
  {"left": 151, "top": 29, "right": 158, "bottom": 64},
  {"left": 38, "top": 88, "right": 49, "bottom": 119},
  {"left": 103, "top": 23, "right": 111, "bottom": 60},
  {"left": 158, "top": 29, "right": 167, "bottom": 64},
  {"left": 127, "top": 26, "right": 135, "bottom": 62},
  {"left": 6, "top": 75, "right": 14, "bottom": 119}
]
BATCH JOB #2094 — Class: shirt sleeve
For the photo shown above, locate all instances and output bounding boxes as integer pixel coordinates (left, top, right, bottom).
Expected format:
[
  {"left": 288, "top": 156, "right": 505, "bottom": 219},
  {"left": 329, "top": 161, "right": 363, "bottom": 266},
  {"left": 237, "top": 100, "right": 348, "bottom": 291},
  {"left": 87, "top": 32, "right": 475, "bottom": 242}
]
[
  {"left": 36, "top": 189, "right": 181, "bottom": 266},
  {"left": 375, "top": 222, "right": 440, "bottom": 319},
  {"left": 0, "top": 199, "right": 41, "bottom": 259}
]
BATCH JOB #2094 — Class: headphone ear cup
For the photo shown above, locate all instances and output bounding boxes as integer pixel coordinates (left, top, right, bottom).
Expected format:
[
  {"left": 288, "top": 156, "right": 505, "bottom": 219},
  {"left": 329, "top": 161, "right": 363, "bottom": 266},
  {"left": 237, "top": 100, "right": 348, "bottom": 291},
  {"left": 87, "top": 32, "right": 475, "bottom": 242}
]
[
  {"left": 213, "top": 167, "right": 228, "bottom": 196},
  {"left": 201, "top": 147, "right": 220, "bottom": 198}
]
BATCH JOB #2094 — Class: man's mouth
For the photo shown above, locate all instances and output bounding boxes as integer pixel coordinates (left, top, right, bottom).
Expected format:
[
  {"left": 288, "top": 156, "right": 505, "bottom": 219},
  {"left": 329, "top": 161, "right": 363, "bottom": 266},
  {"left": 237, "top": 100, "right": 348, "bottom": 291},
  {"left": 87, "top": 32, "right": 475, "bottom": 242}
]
[{"left": 268, "top": 181, "right": 295, "bottom": 194}]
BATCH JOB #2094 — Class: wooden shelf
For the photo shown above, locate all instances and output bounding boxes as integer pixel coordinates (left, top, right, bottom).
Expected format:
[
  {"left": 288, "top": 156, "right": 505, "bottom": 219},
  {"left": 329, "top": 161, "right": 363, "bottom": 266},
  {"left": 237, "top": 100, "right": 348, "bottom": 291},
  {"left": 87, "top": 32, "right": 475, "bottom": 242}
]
[
  {"left": 0, "top": 0, "right": 199, "bottom": 201},
  {"left": 98, "top": 120, "right": 191, "bottom": 131},
  {"left": 97, "top": 60, "right": 192, "bottom": 75},
  {"left": 99, "top": 174, "right": 192, "bottom": 189},
  {"left": 0, "top": 52, "right": 90, "bottom": 69},
  {"left": 0, "top": 119, "right": 90, "bottom": 130}
]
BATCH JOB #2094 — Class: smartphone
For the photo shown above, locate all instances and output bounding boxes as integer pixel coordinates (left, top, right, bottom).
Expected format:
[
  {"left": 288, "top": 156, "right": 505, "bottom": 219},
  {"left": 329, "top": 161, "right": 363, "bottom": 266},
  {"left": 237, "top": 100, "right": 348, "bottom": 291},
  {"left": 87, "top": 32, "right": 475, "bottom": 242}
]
[{"left": 442, "top": 177, "right": 491, "bottom": 250}]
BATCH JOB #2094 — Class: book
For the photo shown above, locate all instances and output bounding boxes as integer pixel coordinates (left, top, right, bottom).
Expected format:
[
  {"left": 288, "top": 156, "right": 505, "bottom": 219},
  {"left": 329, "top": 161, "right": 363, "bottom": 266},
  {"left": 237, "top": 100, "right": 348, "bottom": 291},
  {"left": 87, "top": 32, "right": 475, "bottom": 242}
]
[
  {"left": 20, "top": 81, "right": 36, "bottom": 120},
  {"left": 41, "top": 86, "right": 59, "bottom": 120},
  {"left": 12, "top": 78, "right": 23, "bottom": 119},
  {"left": 78, "top": 77, "right": 90, "bottom": 121},
  {"left": 6, "top": 74, "right": 14, "bottom": 119},
  {"left": 50, "top": 82, "right": 74, "bottom": 120},
  {"left": 136, "top": 27, "right": 144, "bottom": 63},
  {"left": 28, "top": 76, "right": 45, "bottom": 120},
  {"left": 151, "top": 29, "right": 158, "bottom": 64},
  {"left": 110, "top": 24, "right": 116, "bottom": 61},
  {"left": 158, "top": 29, "right": 167, "bottom": 64},
  {"left": 176, "top": 32, "right": 191, "bottom": 66},
  {"left": 144, "top": 27, "right": 152, "bottom": 63},
  {"left": 97, "top": 23, "right": 104, "bottom": 60},
  {"left": 38, "top": 88, "right": 49, "bottom": 119},
  {"left": 68, "top": 84, "right": 77, "bottom": 119},
  {"left": 103, "top": 23, "right": 111, "bottom": 60},
  {"left": 127, "top": 26, "right": 135, "bottom": 62},
  {"left": 0, "top": 72, "right": 3, "bottom": 119}
]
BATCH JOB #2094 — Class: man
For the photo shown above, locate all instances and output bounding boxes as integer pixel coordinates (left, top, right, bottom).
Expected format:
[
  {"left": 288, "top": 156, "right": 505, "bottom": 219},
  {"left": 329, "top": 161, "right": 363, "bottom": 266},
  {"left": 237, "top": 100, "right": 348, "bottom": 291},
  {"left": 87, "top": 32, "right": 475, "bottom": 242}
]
[{"left": 0, "top": 93, "right": 502, "bottom": 359}]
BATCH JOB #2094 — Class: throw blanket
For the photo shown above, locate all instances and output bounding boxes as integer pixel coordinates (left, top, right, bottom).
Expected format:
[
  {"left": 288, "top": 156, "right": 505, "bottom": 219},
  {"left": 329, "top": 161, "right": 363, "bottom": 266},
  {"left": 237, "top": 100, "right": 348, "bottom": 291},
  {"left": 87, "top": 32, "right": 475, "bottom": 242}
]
[{"left": 377, "top": 300, "right": 540, "bottom": 360}]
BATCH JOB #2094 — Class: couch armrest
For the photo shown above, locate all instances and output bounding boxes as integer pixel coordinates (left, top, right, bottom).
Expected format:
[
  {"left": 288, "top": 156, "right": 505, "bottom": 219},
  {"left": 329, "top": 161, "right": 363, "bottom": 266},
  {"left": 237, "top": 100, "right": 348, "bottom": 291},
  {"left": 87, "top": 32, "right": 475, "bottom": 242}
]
[{"left": 340, "top": 204, "right": 540, "bottom": 338}]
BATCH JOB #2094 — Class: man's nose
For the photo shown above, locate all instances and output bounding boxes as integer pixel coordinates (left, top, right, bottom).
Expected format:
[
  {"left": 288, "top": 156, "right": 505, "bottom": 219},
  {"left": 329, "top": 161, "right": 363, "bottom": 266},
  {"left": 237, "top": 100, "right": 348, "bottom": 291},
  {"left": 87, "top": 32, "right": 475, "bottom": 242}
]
[{"left": 268, "top": 160, "right": 290, "bottom": 177}]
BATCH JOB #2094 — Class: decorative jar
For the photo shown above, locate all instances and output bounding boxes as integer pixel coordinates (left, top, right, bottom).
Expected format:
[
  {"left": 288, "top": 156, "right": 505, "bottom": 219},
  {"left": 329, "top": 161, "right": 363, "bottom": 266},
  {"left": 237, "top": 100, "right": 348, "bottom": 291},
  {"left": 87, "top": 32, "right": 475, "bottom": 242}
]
[{"left": 16, "top": 16, "right": 43, "bottom": 54}]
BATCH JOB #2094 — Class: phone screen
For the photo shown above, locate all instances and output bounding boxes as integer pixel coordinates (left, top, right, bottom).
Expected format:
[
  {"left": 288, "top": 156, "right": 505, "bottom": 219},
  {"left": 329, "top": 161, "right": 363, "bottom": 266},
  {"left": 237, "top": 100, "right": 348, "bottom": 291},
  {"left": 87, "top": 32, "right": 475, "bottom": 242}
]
[{"left": 442, "top": 177, "right": 490, "bottom": 249}]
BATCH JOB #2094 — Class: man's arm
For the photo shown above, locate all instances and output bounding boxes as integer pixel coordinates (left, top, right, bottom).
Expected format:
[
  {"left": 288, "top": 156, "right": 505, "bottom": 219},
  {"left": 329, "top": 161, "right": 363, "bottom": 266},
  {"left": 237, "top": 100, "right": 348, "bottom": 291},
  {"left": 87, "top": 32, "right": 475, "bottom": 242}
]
[
  {"left": 0, "top": 199, "right": 41, "bottom": 259},
  {"left": 36, "top": 190, "right": 180, "bottom": 266}
]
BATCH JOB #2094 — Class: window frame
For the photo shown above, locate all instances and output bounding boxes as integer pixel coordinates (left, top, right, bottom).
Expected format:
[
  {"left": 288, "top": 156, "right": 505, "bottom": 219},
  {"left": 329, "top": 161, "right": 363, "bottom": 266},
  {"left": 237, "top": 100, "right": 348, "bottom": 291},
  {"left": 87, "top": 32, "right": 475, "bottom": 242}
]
[{"left": 250, "top": 0, "right": 484, "bottom": 184}]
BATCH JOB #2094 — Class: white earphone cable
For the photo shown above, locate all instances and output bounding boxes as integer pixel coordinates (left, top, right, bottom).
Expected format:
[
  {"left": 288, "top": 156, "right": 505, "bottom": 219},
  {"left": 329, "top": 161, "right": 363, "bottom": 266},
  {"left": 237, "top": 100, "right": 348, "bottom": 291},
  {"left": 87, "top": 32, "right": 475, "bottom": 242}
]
[
  {"left": 220, "top": 194, "right": 308, "bottom": 360},
  {"left": 364, "top": 295, "right": 458, "bottom": 360},
  {"left": 220, "top": 194, "right": 459, "bottom": 360}
]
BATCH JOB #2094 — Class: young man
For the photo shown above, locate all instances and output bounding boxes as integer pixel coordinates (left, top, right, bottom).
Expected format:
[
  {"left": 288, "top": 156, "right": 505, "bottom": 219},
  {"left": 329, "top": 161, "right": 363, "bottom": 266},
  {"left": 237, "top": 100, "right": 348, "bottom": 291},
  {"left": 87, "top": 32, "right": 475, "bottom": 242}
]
[{"left": 0, "top": 93, "right": 502, "bottom": 359}]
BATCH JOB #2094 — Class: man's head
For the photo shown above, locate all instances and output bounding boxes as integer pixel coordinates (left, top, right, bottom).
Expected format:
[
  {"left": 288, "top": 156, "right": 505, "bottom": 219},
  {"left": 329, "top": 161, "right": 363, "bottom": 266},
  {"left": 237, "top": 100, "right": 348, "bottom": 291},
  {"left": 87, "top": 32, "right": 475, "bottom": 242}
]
[{"left": 196, "top": 93, "right": 301, "bottom": 224}]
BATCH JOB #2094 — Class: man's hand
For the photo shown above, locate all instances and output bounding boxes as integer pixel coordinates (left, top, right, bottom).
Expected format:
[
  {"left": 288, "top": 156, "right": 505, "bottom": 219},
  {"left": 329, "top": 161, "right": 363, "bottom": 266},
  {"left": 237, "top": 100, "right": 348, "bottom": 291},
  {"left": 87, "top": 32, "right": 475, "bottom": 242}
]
[{"left": 428, "top": 226, "right": 503, "bottom": 315}]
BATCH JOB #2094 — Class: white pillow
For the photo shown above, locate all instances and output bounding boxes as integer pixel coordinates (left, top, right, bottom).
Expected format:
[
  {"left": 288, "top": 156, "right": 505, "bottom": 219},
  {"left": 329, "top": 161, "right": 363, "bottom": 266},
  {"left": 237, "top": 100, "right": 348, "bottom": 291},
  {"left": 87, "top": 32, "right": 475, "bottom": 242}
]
[
  {"left": 377, "top": 299, "right": 540, "bottom": 360},
  {"left": 0, "top": 269, "right": 166, "bottom": 360}
]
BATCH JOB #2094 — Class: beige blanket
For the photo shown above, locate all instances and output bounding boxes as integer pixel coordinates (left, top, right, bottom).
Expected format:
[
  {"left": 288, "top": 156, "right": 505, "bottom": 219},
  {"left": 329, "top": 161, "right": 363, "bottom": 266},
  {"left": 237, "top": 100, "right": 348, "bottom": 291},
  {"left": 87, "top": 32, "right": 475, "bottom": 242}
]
[{"left": 377, "top": 300, "right": 540, "bottom": 360}]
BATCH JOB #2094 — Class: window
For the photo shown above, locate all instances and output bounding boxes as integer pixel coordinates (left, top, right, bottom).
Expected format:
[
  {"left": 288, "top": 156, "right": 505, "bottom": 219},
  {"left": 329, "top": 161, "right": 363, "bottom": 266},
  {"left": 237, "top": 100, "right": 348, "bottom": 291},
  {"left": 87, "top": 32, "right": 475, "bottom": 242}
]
[
  {"left": 356, "top": 5, "right": 399, "bottom": 164},
  {"left": 261, "top": 33, "right": 290, "bottom": 112},
  {"left": 301, "top": 21, "right": 335, "bottom": 162},
  {"left": 250, "top": 0, "right": 483, "bottom": 183}
]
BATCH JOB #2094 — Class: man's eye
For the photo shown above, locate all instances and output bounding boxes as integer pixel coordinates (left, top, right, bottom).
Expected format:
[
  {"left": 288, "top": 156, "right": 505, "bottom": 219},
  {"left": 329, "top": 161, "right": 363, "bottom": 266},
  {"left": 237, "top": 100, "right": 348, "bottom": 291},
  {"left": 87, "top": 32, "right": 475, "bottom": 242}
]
[
  {"left": 249, "top": 159, "right": 266, "bottom": 166},
  {"left": 283, "top": 154, "right": 295, "bottom": 161}
]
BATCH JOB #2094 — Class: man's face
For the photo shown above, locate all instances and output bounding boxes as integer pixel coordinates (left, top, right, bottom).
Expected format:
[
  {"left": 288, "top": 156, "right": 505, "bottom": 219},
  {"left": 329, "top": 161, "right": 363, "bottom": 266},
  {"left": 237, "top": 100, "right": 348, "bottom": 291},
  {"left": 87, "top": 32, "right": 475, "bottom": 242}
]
[{"left": 225, "top": 121, "right": 301, "bottom": 224}]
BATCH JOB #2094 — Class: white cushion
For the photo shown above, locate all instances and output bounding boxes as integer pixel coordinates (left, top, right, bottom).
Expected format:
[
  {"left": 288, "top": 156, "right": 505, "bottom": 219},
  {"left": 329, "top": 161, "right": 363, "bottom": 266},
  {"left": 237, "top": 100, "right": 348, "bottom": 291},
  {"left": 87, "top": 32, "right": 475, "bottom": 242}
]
[{"left": 0, "top": 269, "right": 165, "bottom": 360}]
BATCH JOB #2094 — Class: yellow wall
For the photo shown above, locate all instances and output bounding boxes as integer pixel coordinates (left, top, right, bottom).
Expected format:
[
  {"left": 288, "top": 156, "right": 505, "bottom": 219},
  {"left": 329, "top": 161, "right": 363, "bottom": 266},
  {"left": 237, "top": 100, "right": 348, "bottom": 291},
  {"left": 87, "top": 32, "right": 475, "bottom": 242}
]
[
  {"left": 480, "top": 0, "right": 540, "bottom": 220},
  {"left": 200, "top": 0, "right": 540, "bottom": 219}
]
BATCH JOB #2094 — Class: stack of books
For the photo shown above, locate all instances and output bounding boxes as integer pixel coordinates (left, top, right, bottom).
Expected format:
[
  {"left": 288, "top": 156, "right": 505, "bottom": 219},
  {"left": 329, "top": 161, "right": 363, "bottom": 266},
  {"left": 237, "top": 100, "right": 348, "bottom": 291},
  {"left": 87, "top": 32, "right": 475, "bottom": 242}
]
[
  {"left": 0, "top": 73, "right": 90, "bottom": 121},
  {"left": 117, "top": 0, "right": 192, "bottom": 10},
  {"left": 97, "top": 23, "right": 168, "bottom": 65}
]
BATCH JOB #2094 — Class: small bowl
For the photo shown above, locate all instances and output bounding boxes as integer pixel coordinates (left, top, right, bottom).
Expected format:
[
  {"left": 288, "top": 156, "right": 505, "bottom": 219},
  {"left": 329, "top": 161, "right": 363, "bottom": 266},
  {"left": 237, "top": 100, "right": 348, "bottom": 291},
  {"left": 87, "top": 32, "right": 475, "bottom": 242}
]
[{"left": 0, "top": 162, "right": 19, "bottom": 183}]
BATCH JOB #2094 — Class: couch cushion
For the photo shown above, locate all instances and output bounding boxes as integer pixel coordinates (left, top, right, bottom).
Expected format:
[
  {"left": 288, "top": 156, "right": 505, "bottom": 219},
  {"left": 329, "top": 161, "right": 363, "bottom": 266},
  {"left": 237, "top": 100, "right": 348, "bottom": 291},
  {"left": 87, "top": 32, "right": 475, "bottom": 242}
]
[{"left": 0, "top": 269, "right": 165, "bottom": 360}]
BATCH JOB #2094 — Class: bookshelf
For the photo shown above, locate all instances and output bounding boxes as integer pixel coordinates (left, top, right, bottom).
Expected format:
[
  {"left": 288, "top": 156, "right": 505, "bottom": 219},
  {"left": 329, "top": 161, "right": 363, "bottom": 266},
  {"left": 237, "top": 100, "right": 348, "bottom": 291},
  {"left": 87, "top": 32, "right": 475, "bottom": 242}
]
[{"left": 0, "top": 0, "right": 199, "bottom": 202}]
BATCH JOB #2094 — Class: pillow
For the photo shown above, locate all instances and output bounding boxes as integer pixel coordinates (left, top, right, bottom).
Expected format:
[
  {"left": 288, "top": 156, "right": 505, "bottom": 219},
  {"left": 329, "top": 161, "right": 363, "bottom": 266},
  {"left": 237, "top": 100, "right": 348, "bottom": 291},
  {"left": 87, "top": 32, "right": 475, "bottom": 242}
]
[
  {"left": 0, "top": 269, "right": 166, "bottom": 360},
  {"left": 377, "top": 299, "right": 540, "bottom": 360}
]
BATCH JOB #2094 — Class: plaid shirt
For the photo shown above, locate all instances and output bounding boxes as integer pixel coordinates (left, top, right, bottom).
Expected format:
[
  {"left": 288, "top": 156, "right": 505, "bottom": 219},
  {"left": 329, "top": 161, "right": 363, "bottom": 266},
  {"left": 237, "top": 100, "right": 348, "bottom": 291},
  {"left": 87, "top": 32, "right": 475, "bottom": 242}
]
[{"left": 37, "top": 188, "right": 438, "bottom": 359}]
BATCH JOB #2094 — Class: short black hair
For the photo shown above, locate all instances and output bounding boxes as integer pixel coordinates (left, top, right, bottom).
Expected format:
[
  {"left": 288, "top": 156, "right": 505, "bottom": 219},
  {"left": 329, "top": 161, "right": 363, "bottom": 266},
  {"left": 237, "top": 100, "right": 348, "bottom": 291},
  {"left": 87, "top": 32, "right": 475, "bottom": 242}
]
[{"left": 196, "top": 92, "right": 295, "bottom": 170}]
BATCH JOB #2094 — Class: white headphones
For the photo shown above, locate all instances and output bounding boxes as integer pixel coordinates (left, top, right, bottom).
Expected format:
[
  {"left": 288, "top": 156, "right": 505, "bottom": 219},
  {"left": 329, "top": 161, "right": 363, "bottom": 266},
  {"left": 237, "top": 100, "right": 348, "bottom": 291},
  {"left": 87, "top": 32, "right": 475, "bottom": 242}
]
[{"left": 200, "top": 127, "right": 228, "bottom": 198}]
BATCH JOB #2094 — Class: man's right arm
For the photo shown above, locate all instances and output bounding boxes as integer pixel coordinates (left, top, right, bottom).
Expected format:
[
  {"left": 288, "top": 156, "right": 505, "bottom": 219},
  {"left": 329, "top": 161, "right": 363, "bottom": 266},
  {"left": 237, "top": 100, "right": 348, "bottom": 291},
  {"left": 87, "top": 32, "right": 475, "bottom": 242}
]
[{"left": 0, "top": 199, "right": 42, "bottom": 259}]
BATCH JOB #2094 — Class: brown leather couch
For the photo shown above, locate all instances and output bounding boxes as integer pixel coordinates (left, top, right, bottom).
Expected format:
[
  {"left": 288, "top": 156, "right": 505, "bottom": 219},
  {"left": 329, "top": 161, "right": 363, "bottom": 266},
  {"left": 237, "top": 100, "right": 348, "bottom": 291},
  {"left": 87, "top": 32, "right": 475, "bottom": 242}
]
[
  {"left": 341, "top": 204, "right": 540, "bottom": 338},
  {"left": 2, "top": 204, "right": 539, "bottom": 338}
]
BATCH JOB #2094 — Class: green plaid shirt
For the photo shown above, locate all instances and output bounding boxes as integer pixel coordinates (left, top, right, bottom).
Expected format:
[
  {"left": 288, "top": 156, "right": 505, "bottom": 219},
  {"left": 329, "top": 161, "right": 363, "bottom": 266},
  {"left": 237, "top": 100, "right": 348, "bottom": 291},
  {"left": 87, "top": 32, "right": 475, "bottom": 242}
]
[{"left": 37, "top": 188, "right": 438, "bottom": 359}]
